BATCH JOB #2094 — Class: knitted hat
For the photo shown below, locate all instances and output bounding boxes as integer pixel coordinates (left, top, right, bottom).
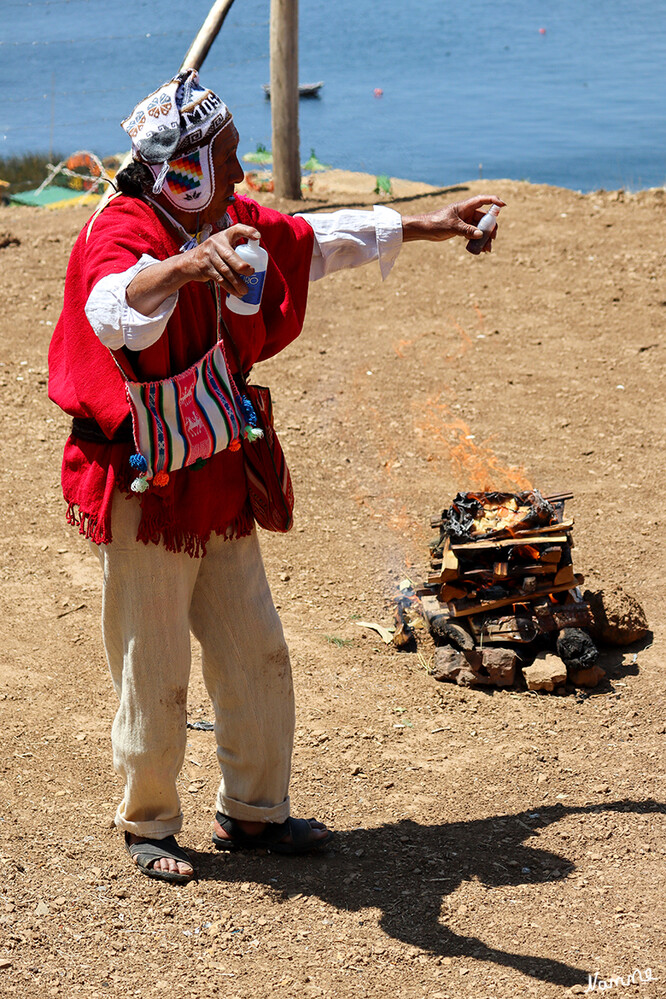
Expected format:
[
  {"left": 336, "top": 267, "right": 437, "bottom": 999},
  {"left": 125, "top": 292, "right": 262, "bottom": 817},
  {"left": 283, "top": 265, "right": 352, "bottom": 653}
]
[{"left": 121, "top": 69, "right": 234, "bottom": 212}]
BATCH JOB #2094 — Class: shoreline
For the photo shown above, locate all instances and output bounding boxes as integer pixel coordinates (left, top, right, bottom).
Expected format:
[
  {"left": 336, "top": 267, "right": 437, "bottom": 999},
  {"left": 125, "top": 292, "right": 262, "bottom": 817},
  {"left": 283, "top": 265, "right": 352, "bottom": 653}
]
[
  {"left": 289, "top": 168, "right": 666, "bottom": 200},
  {"left": 2, "top": 147, "right": 665, "bottom": 207},
  {"left": 236, "top": 171, "right": 666, "bottom": 216},
  {"left": 2, "top": 147, "right": 665, "bottom": 199}
]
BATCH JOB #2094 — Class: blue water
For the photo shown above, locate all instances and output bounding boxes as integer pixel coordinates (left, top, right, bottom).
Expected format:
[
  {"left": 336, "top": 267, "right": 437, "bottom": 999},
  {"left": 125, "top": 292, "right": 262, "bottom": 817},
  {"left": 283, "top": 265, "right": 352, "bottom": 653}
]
[{"left": 1, "top": 0, "right": 664, "bottom": 192}]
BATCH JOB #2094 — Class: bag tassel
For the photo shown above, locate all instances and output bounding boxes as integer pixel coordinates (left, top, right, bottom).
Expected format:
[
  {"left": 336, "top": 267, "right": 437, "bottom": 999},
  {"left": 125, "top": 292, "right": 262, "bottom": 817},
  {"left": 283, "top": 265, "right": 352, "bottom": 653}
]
[
  {"left": 240, "top": 395, "right": 264, "bottom": 442},
  {"left": 129, "top": 452, "right": 150, "bottom": 492}
]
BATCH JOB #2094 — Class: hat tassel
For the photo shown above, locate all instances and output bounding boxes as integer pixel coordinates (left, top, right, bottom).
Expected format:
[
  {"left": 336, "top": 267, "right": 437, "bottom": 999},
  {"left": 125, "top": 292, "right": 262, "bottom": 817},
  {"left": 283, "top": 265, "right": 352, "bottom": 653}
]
[{"left": 152, "top": 160, "right": 169, "bottom": 194}]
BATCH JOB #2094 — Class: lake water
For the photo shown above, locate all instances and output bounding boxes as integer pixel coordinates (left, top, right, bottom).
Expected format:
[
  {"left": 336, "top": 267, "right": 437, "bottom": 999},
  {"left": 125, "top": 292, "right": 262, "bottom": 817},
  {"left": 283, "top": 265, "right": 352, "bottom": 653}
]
[{"left": 1, "top": 0, "right": 664, "bottom": 192}]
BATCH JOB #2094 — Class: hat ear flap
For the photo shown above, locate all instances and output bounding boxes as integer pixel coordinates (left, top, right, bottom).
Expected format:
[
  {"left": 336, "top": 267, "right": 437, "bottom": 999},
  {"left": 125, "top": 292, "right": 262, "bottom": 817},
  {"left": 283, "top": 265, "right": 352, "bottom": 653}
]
[{"left": 154, "top": 142, "right": 216, "bottom": 212}]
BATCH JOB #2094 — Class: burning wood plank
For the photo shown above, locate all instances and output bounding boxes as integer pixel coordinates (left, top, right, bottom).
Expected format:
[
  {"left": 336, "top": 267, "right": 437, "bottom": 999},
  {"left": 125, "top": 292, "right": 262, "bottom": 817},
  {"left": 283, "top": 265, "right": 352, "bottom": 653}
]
[
  {"left": 419, "top": 592, "right": 475, "bottom": 648},
  {"left": 532, "top": 598, "right": 592, "bottom": 632},
  {"left": 450, "top": 532, "right": 571, "bottom": 553},
  {"left": 446, "top": 575, "right": 585, "bottom": 618},
  {"left": 467, "top": 611, "right": 539, "bottom": 644},
  {"left": 429, "top": 492, "right": 573, "bottom": 530},
  {"left": 421, "top": 489, "right": 597, "bottom": 692},
  {"left": 432, "top": 519, "right": 576, "bottom": 540},
  {"left": 553, "top": 564, "right": 575, "bottom": 586},
  {"left": 439, "top": 582, "right": 469, "bottom": 602},
  {"left": 392, "top": 613, "right": 414, "bottom": 649}
]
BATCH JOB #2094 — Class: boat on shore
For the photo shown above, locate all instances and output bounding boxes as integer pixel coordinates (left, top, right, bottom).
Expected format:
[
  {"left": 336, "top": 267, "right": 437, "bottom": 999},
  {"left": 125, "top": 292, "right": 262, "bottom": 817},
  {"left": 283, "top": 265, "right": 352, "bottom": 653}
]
[{"left": 262, "top": 81, "right": 324, "bottom": 99}]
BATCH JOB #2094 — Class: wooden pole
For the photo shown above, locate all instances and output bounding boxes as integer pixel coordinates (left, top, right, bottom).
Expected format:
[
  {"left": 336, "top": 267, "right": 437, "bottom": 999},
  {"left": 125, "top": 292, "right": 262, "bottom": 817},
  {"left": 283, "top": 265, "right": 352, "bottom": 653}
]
[
  {"left": 100, "top": 0, "right": 238, "bottom": 208},
  {"left": 180, "top": 0, "right": 238, "bottom": 72},
  {"left": 270, "top": 0, "right": 301, "bottom": 199}
]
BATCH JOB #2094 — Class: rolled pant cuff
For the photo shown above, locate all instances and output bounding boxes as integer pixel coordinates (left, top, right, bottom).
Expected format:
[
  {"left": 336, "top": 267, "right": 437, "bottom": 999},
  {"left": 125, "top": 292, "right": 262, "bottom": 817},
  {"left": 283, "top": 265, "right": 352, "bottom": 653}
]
[
  {"left": 114, "top": 810, "right": 183, "bottom": 839},
  {"left": 217, "top": 793, "right": 290, "bottom": 824}
]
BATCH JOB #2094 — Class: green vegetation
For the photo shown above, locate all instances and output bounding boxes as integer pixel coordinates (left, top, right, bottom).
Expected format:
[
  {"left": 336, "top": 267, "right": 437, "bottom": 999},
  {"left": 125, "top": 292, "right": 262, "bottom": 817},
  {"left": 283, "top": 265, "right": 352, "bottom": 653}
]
[
  {"left": 324, "top": 635, "right": 354, "bottom": 648},
  {"left": 0, "top": 151, "right": 65, "bottom": 193},
  {"left": 302, "top": 148, "right": 330, "bottom": 173},
  {"left": 373, "top": 173, "right": 393, "bottom": 196},
  {"left": 242, "top": 143, "right": 273, "bottom": 165}
]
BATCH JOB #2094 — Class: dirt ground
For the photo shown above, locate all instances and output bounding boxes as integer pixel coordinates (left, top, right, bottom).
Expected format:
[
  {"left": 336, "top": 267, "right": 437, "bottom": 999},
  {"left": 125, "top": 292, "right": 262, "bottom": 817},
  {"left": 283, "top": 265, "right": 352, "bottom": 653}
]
[{"left": 0, "top": 174, "right": 664, "bottom": 999}]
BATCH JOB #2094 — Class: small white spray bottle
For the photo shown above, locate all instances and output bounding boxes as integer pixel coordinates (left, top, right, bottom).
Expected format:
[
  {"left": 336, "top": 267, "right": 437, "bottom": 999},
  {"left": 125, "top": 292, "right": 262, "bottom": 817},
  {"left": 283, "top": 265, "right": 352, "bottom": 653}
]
[
  {"left": 226, "top": 238, "right": 268, "bottom": 315},
  {"left": 466, "top": 204, "right": 501, "bottom": 255}
]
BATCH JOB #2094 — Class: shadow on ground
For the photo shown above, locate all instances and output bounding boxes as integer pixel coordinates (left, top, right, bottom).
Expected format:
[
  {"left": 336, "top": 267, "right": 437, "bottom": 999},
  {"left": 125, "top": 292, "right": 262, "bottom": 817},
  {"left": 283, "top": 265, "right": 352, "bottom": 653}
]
[{"left": 189, "top": 798, "right": 664, "bottom": 989}]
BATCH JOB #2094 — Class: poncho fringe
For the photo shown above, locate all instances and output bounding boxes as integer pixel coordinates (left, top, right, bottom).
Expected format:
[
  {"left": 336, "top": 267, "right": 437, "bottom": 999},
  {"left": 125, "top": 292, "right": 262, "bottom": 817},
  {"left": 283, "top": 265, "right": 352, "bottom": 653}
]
[
  {"left": 66, "top": 497, "right": 255, "bottom": 556},
  {"left": 49, "top": 194, "right": 313, "bottom": 556}
]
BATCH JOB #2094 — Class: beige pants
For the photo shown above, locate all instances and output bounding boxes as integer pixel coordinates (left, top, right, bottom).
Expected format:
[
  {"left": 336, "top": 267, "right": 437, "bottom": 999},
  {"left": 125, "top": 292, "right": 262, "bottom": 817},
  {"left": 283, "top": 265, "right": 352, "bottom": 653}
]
[{"left": 91, "top": 491, "right": 294, "bottom": 839}]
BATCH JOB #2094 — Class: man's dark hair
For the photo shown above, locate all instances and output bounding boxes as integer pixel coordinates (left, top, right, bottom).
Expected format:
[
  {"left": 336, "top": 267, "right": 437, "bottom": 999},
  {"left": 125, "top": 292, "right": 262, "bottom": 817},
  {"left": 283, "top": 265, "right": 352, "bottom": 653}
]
[{"left": 115, "top": 162, "right": 153, "bottom": 198}]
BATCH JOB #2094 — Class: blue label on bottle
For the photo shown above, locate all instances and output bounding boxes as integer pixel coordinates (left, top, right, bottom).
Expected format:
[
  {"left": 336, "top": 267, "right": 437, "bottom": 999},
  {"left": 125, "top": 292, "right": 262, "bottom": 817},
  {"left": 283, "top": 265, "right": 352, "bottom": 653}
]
[{"left": 240, "top": 269, "right": 266, "bottom": 306}]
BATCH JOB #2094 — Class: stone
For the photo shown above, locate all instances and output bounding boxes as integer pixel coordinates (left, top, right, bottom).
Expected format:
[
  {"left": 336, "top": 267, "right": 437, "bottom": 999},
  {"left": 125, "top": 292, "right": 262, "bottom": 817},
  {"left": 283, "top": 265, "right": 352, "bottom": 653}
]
[
  {"left": 583, "top": 586, "right": 648, "bottom": 646},
  {"left": 571, "top": 664, "right": 606, "bottom": 688},
  {"left": 522, "top": 652, "right": 567, "bottom": 692},
  {"left": 481, "top": 646, "right": 517, "bottom": 686},
  {"left": 433, "top": 645, "right": 517, "bottom": 687},
  {"left": 0, "top": 232, "right": 20, "bottom": 250},
  {"left": 432, "top": 646, "right": 491, "bottom": 687},
  {"left": 432, "top": 646, "right": 465, "bottom": 683}
]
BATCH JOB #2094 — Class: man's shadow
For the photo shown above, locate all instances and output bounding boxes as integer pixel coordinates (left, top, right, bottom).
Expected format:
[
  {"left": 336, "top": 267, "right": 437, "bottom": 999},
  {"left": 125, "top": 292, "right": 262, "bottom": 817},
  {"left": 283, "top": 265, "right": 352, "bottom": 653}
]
[{"left": 190, "top": 798, "right": 664, "bottom": 989}]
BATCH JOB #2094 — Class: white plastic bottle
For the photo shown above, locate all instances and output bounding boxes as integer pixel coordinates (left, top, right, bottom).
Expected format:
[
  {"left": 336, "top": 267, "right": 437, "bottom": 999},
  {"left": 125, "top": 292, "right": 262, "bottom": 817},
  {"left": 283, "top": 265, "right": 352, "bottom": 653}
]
[
  {"left": 466, "top": 204, "right": 501, "bottom": 255},
  {"left": 226, "top": 238, "right": 268, "bottom": 315}
]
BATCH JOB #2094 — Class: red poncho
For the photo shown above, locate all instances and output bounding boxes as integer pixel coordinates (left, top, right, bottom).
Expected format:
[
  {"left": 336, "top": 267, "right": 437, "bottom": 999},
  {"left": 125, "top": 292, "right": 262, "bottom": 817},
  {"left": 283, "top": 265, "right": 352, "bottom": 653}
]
[{"left": 48, "top": 194, "right": 314, "bottom": 555}]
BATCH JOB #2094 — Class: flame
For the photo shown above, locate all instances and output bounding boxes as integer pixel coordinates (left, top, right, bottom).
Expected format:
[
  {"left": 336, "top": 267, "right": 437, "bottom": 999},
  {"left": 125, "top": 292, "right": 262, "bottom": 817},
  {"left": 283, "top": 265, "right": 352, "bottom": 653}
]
[
  {"left": 393, "top": 313, "right": 473, "bottom": 360},
  {"left": 472, "top": 302, "right": 486, "bottom": 331},
  {"left": 331, "top": 300, "right": 532, "bottom": 548},
  {"left": 394, "top": 330, "right": 432, "bottom": 358},
  {"left": 389, "top": 305, "right": 530, "bottom": 491},
  {"left": 353, "top": 491, "right": 416, "bottom": 535},
  {"left": 416, "top": 394, "right": 532, "bottom": 491}
]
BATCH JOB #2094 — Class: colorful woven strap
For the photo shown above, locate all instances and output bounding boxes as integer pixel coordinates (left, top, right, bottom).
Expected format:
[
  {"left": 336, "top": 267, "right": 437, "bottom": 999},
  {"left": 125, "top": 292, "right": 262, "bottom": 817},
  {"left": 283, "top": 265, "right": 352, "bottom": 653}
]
[{"left": 125, "top": 341, "right": 244, "bottom": 476}]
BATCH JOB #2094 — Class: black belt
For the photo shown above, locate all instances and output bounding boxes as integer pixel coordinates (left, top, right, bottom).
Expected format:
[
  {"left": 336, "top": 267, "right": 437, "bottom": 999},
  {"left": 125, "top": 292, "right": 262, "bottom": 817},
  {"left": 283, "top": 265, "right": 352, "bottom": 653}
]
[{"left": 71, "top": 415, "right": 134, "bottom": 445}]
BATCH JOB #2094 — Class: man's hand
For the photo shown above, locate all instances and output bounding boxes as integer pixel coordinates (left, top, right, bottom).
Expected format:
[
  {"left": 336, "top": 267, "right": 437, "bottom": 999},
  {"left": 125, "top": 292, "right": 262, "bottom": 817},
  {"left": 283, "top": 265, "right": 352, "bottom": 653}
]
[
  {"left": 401, "top": 195, "right": 506, "bottom": 250},
  {"left": 125, "top": 223, "right": 261, "bottom": 317},
  {"left": 180, "top": 223, "right": 261, "bottom": 296}
]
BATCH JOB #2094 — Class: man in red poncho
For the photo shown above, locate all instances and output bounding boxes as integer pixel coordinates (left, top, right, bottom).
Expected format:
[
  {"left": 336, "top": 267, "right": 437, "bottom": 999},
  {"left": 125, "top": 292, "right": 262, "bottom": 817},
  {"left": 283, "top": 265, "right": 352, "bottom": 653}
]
[{"left": 49, "top": 69, "right": 504, "bottom": 882}]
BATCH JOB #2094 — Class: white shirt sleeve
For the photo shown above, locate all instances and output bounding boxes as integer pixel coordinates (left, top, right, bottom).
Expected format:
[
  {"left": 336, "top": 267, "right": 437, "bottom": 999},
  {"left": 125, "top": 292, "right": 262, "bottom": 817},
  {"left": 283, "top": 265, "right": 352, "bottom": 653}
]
[
  {"left": 85, "top": 206, "right": 403, "bottom": 354},
  {"left": 84, "top": 254, "right": 178, "bottom": 352},
  {"left": 297, "top": 204, "right": 403, "bottom": 281}
]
